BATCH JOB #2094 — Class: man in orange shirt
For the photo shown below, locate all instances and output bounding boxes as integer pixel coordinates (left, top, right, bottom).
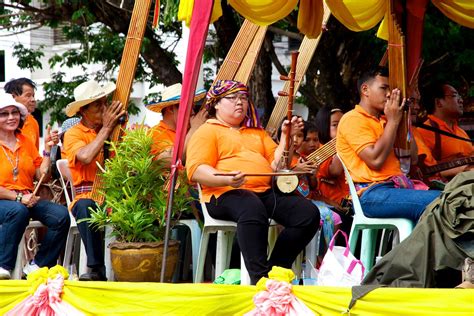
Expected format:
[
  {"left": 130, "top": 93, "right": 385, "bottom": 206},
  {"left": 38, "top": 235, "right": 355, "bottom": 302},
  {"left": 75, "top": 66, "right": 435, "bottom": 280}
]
[
  {"left": 4, "top": 78, "right": 40, "bottom": 150},
  {"left": 64, "top": 80, "right": 125, "bottom": 281},
  {"left": 337, "top": 67, "right": 440, "bottom": 223},
  {"left": 147, "top": 83, "right": 207, "bottom": 163},
  {"left": 418, "top": 82, "right": 473, "bottom": 176}
]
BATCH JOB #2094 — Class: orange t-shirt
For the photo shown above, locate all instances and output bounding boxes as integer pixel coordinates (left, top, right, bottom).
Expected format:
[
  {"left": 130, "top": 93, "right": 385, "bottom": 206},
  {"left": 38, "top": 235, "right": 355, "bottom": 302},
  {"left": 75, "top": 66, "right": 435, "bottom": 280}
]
[
  {"left": 64, "top": 122, "right": 101, "bottom": 207},
  {"left": 21, "top": 114, "right": 40, "bottom": 150},
  {"left": 150, "top": 121, "right": 175, "bottom": 156},
  {"left": 186, "top": 119, "right": 277, "bottom": 202},
  {"left": 417, "top": 115, "right": 473, "bottom": 161},
  {"left": 336, "top": 105, "right": 402, "bottom": 183},
  {"left": 316, "top": 156, "right": 348, "bottom": 205},
  {"left": 412, "top": 127, "right": 437, "bottom": 167},
  {"left": 0, "top": 134, "right": 42, "bottom": 191}
]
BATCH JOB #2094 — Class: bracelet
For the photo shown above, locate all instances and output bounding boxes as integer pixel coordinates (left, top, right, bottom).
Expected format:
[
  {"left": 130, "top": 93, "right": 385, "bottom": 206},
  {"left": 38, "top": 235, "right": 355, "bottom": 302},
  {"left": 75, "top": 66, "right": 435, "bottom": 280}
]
[
  {"left": 16, "top": 192, "right": 23, "bottom": 202},
  {"left": 42, "top": 150, "right": 51, "bottom": 157}
]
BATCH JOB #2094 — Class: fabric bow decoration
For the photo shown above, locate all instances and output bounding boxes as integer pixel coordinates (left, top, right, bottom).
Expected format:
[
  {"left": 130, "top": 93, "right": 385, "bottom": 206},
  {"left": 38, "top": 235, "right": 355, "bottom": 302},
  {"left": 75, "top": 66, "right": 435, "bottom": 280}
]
[
  {"left": 245, "top": 266, "right": 314, "bottom": 316},
  {"left": 6, "top": 265, "right": 83, "bottom": 316}
]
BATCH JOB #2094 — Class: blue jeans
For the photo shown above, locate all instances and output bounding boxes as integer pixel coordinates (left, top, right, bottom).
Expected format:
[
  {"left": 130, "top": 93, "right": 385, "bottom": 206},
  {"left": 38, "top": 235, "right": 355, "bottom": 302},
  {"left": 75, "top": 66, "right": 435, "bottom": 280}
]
[
  {"left": 0, "top": 199, "right": 70, "bottom": 270},
  {"left": 360, "top": 182, "right": 441, "bottom": 223}
]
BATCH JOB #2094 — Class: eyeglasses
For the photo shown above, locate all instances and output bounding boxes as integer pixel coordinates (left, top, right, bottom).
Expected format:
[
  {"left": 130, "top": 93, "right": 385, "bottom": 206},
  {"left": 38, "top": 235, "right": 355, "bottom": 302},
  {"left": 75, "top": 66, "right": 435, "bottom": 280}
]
[
  {"left": 0, "top": 110, "right": 20, "bottom": 119},
  {"left": 444, "top": 94, "right": 462, "bottom": 99},
  {"left": 223, "top": 94, "right": 249, "bottom": 103}
]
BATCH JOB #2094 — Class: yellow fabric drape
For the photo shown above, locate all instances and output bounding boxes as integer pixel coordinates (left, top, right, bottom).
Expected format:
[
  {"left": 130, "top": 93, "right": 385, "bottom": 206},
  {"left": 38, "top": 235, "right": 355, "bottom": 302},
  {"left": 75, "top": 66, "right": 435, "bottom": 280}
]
[
  {"left": 324, "top": 0, "right": 386, "bottom": 31},
  {"left": 1, "top": 280, "right": 473, "bottom": 315},
  {"left": 228, "top": 0, "right": 299, "bottom": 25},
  {"left": 178, "top": 0, "right": 222, "bottom": 26},
  {"left": 432, "top": 0, "right": 474, "bottom": 28},
  {"left": 297, "top": 0, "right": 324, "bottom": 38}
]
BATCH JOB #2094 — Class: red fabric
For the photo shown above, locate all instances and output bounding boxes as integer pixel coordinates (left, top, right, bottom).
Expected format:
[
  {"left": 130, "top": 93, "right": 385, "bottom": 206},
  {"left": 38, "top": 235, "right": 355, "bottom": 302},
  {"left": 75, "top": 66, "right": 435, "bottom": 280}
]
[
  {"left": 405, "top": 0, "right": 429, "bottom": 83},
  {"left": 170, "top": 0, "right": 213, "bottom": 176}
]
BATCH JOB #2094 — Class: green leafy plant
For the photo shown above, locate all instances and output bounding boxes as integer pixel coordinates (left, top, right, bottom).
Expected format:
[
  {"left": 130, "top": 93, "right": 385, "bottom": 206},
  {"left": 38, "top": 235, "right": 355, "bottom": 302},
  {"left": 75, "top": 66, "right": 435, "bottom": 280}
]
[{"left": 85, "top": 126, "right": 194, "bottom": 243}]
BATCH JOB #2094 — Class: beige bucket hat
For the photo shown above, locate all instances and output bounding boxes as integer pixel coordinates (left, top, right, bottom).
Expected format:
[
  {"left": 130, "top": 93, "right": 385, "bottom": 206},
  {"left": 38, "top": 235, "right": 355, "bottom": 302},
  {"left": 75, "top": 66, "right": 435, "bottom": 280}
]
[
  {"left": 146, "top": 83, "right": 206, "bottom": 113},
  {"left": 0, "top": 91, "right": 29, "bottom": 119},
  {"left": 65, "top": 80, "right": 116, "bottom": 117}
]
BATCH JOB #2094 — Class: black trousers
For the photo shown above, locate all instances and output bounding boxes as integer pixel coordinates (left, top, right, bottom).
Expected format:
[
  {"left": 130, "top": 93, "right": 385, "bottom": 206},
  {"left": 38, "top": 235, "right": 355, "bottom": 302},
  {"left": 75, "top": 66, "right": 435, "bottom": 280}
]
[
  {"left": 206, "top": 189, "right": 320, "bottom": 284},
  {"left": 72, "top": 199, "right": 104, "bottom": 269}
]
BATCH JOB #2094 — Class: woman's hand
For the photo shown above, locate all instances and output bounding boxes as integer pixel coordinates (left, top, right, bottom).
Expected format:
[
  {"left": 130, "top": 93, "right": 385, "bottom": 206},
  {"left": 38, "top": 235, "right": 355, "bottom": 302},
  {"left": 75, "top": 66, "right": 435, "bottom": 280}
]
[
  {"left": 281, "top": 116, "right": 304, "bottom": 138},
  {"left": 226, "top": 171, "right": 246, "bottom": 188},
  {"left": 21, "top": 193, "right": 39, "bottom": 208},
  {"left": 44, "top": 125, "right": 60, "bottom": 149}
]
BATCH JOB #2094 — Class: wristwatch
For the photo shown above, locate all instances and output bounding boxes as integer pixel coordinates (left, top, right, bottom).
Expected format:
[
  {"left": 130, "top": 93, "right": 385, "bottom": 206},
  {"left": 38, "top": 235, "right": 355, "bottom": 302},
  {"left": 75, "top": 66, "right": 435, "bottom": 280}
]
[{"left": 16, "top": 192, "right": 23, "bottom": 202}]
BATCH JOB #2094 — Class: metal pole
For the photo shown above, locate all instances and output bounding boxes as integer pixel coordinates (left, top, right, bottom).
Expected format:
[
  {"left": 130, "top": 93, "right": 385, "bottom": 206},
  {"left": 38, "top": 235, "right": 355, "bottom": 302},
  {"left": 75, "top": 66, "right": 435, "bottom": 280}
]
[{"left": 160, "top": 170, "right": 178, "bottom": 282}]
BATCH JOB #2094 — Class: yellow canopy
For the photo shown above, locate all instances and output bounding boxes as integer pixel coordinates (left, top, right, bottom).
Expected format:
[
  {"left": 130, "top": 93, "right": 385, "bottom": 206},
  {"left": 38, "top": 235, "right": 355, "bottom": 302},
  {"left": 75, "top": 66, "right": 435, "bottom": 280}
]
[{"left": 178, "top": 0, "right": 474, "bottom": 38}]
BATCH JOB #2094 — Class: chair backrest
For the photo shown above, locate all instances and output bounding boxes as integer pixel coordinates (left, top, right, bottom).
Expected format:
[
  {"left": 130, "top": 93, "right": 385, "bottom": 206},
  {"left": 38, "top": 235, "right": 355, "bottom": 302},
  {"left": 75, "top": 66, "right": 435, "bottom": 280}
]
[
  {"left": 337, "top": 154, "right": 365, "bottom": 219},
  {"left": 56, "top": 159, "right": 75, "bottom": 206}
]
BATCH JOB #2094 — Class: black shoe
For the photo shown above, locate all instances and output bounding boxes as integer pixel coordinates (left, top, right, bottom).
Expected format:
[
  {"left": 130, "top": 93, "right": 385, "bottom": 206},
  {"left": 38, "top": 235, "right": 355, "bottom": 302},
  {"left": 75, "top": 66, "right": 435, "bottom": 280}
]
[{"left": 79, "top": 271, "right": 107, "bottom": 281}]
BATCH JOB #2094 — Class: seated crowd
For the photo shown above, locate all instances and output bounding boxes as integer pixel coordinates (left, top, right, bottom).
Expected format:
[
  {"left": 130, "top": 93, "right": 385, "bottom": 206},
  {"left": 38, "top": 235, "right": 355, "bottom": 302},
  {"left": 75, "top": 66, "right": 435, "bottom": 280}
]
[{"left": 0, "top": 70, "right": 472, "bottom": 286}]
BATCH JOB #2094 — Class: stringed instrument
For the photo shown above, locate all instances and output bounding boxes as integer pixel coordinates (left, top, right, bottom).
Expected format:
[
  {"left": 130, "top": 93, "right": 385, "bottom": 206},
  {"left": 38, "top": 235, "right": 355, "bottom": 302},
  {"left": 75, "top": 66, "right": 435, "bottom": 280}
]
[
  {"left": 265, "top": 2, "right": 331, "bottom": 137},
  {"left": 275, "top": 51, "right": 300, "bottom": 193},
  {"left": 411, "top": 155, "right": 474, "bottom": 182},
  {"left": 90, "top": 0, "right": 153, "bottom": 204}
]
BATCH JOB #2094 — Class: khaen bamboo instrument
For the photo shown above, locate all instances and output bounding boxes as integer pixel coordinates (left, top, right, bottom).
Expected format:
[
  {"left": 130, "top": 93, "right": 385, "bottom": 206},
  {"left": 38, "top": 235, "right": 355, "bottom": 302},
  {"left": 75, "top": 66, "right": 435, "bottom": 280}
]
[
  {"left": 265, "top": 2, "right": 331, "bottom": 137},
  {"left": 90, "top": 0, "right": 153, "bottom": 204},
  {"left": 387, "top": 0, "right": 411, "bottom": 174}
]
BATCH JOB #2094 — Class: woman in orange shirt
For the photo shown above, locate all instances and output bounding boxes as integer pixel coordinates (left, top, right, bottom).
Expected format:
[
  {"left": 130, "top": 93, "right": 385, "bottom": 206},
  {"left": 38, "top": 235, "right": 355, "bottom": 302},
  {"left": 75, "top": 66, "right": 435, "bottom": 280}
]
[
  {"left": 0, "top": 92, "right": 70, "bottom": 280},
  {"left": 187, "top": 80, "right": 320, "bottom": 284}
]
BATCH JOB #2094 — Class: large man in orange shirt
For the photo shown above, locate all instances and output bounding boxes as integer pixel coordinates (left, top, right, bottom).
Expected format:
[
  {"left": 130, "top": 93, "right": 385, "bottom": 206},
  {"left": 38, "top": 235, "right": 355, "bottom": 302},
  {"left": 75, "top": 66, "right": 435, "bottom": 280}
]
[
  {"left": 337, "top": 67, "right": 440, "bottom": 223},
  {"left": 147, "top": 83, "right": 207, "bottom": 162},
  {"left": 418, "top": 82, "right": 473, "bottom": 175},
  {"left": 64, "top": 80, "right": 125, "bottom": 281},
  {"left": 4, "top": 78, "right": 40, "bottom": 150}
]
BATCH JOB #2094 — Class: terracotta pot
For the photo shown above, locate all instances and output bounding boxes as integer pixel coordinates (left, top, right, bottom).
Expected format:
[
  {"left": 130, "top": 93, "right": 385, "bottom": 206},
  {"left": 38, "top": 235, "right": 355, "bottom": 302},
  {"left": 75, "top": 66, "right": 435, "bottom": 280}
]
[{"left": 109, "top": 240, "right": 180, "bottom": 282}]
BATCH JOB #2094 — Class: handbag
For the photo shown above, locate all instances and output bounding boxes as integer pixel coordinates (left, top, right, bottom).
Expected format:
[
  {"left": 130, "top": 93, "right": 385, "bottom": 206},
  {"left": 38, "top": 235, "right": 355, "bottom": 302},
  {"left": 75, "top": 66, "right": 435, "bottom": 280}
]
[{"left": 317, "top": 230, "right": 365, "bottom": 287}]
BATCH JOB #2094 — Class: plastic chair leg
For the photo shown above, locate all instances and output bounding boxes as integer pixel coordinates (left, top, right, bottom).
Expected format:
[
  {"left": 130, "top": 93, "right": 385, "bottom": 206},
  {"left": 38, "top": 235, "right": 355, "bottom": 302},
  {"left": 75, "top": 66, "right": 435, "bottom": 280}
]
[
  {"left": 305, "top": 228, "right": 321, "bottom": 279},
  {"left": 194, "top": 230, "right": 210, "bottom": 283},
  {"left": 104, "top": 225, "right": 115, "bottom": 281},
  {"left": 178, "top": 219, "right": 202, "bottom": 281},
  {"left": 12, "top": 236, "right": 26, "bottom": 280},
  {"left": 360, "top": 229, "right": 377, "bottom": 274},
  {"left": 348, "top": 226, "right": 360, "bottom": 256},
  {"left": 240, "top": 253, "right": 251, "bottom": 285},
  {"left": 215, "top": 231, "right": 234, "bottom": 277}
]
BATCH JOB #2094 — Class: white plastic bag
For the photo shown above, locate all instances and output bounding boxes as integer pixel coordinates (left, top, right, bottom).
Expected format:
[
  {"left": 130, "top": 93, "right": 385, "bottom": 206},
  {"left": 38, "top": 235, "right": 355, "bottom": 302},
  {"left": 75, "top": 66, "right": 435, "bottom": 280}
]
[{"left": 317, "top": 230, "right": 365, "bottom": 287}]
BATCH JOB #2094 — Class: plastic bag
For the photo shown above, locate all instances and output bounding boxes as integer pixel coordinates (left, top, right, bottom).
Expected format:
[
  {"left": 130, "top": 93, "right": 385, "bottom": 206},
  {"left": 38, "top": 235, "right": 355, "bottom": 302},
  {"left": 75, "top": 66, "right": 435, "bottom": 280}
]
[{"left": 317, "top": 230, "right": 364, "bottom": 287}]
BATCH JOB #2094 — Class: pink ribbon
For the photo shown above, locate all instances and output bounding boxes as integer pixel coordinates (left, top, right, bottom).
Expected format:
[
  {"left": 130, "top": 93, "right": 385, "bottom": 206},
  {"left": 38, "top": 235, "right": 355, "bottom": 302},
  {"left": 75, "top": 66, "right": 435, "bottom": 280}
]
[
  {"left": 245, "top": 279, "right": 314, "bottom": 316},
  {"left": 6, "top": 275, "right": 83, "bottom": 316}
]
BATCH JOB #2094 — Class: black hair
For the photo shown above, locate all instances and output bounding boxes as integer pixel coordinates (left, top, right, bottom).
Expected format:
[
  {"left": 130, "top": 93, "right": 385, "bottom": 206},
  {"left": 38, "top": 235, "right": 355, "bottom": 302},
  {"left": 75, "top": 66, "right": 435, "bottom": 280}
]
[
  {"left": 357, "top": 66, "right": 389, "bottom": 95},
  {"left": 15, "top": 117, "right": 25, "bottom": 135},
  {"left": 4, "top": 78, "right": 37, "bottom": 96},
  {"left": 421, "top": 81, "right": 449, "bottom": 114},
  {"left": 315, "top": 106, "right": 343, "bottom": 145}
]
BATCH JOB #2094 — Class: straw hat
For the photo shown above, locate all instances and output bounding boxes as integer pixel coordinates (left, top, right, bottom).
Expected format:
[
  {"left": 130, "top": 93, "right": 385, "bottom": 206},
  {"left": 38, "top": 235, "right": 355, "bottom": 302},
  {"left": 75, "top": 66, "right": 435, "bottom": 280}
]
[
  {"left": 0, "top": 91, "right": 29, "bottom": 119},
  {"left": 65, "top": 80, "right": 116, "bottom": 117},
  {"left": 146, "top": 83, "right": 206, "bottom": 113}
]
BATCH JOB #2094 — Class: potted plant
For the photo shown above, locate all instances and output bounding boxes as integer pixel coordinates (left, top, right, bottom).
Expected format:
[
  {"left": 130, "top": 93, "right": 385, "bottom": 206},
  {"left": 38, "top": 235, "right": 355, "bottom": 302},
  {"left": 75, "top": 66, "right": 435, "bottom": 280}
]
[{"left": 85, "top": 126, "right": 194, "bottom": 282}]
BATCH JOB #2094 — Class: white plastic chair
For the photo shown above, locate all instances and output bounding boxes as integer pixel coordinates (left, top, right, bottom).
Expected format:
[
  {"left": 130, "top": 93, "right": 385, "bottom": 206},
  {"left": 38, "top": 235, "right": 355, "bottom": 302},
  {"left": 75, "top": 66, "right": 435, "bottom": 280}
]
[
  {"left": 11, "top": 221, "right": 45, "bottom": 279},
  {"left": 338, "top": 155, "right": 414, "bottom": 273},
  {"left": 194, "top": 184, "right": 238, "bottom": 283},
  {"left": 176, "top": 219, "right": 201, "bottom": 281},
  {"left": 56, "top": 159, "right": 88, "bottom": 276},
  {"left": 194, "top": 184, "right": 311, "bottom": 285}
]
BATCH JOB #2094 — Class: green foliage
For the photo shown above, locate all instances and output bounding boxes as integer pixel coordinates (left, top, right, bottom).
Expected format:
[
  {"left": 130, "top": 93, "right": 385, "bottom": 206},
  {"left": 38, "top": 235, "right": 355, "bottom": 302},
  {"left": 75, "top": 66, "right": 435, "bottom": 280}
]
[
  {"left": 12, "top": 44, "right": 45, "bottom": 71},
  {"left": 85, "top": 126, "right": 195, "bottom": 243}
]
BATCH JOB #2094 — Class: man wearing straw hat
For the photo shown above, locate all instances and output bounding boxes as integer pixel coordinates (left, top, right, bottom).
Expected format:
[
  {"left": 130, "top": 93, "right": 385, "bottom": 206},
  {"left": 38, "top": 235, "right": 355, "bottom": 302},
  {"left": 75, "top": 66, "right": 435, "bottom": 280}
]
[
  {"left": 63, "top": 80, "right": 125, "bottom": 281},
  {"left": 147, "top": 83, "right": 207, "bottom": 162}
]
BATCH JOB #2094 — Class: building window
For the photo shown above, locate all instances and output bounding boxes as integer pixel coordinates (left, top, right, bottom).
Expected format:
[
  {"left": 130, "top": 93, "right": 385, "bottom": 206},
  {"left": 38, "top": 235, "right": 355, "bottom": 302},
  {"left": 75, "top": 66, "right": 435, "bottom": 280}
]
[{"left": 0, "top": 51, "right": 5, "bottom": 82}]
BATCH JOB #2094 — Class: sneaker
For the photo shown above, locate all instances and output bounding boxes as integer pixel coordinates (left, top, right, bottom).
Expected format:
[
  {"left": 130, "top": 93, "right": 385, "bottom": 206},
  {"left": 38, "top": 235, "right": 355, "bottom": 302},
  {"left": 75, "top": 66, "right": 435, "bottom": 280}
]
[
  {"left": 0, "top": 267, "right": 11, "bottom": 280},
  {"left": 23, "top": 261, "right": 40, "bottom": 276}
]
